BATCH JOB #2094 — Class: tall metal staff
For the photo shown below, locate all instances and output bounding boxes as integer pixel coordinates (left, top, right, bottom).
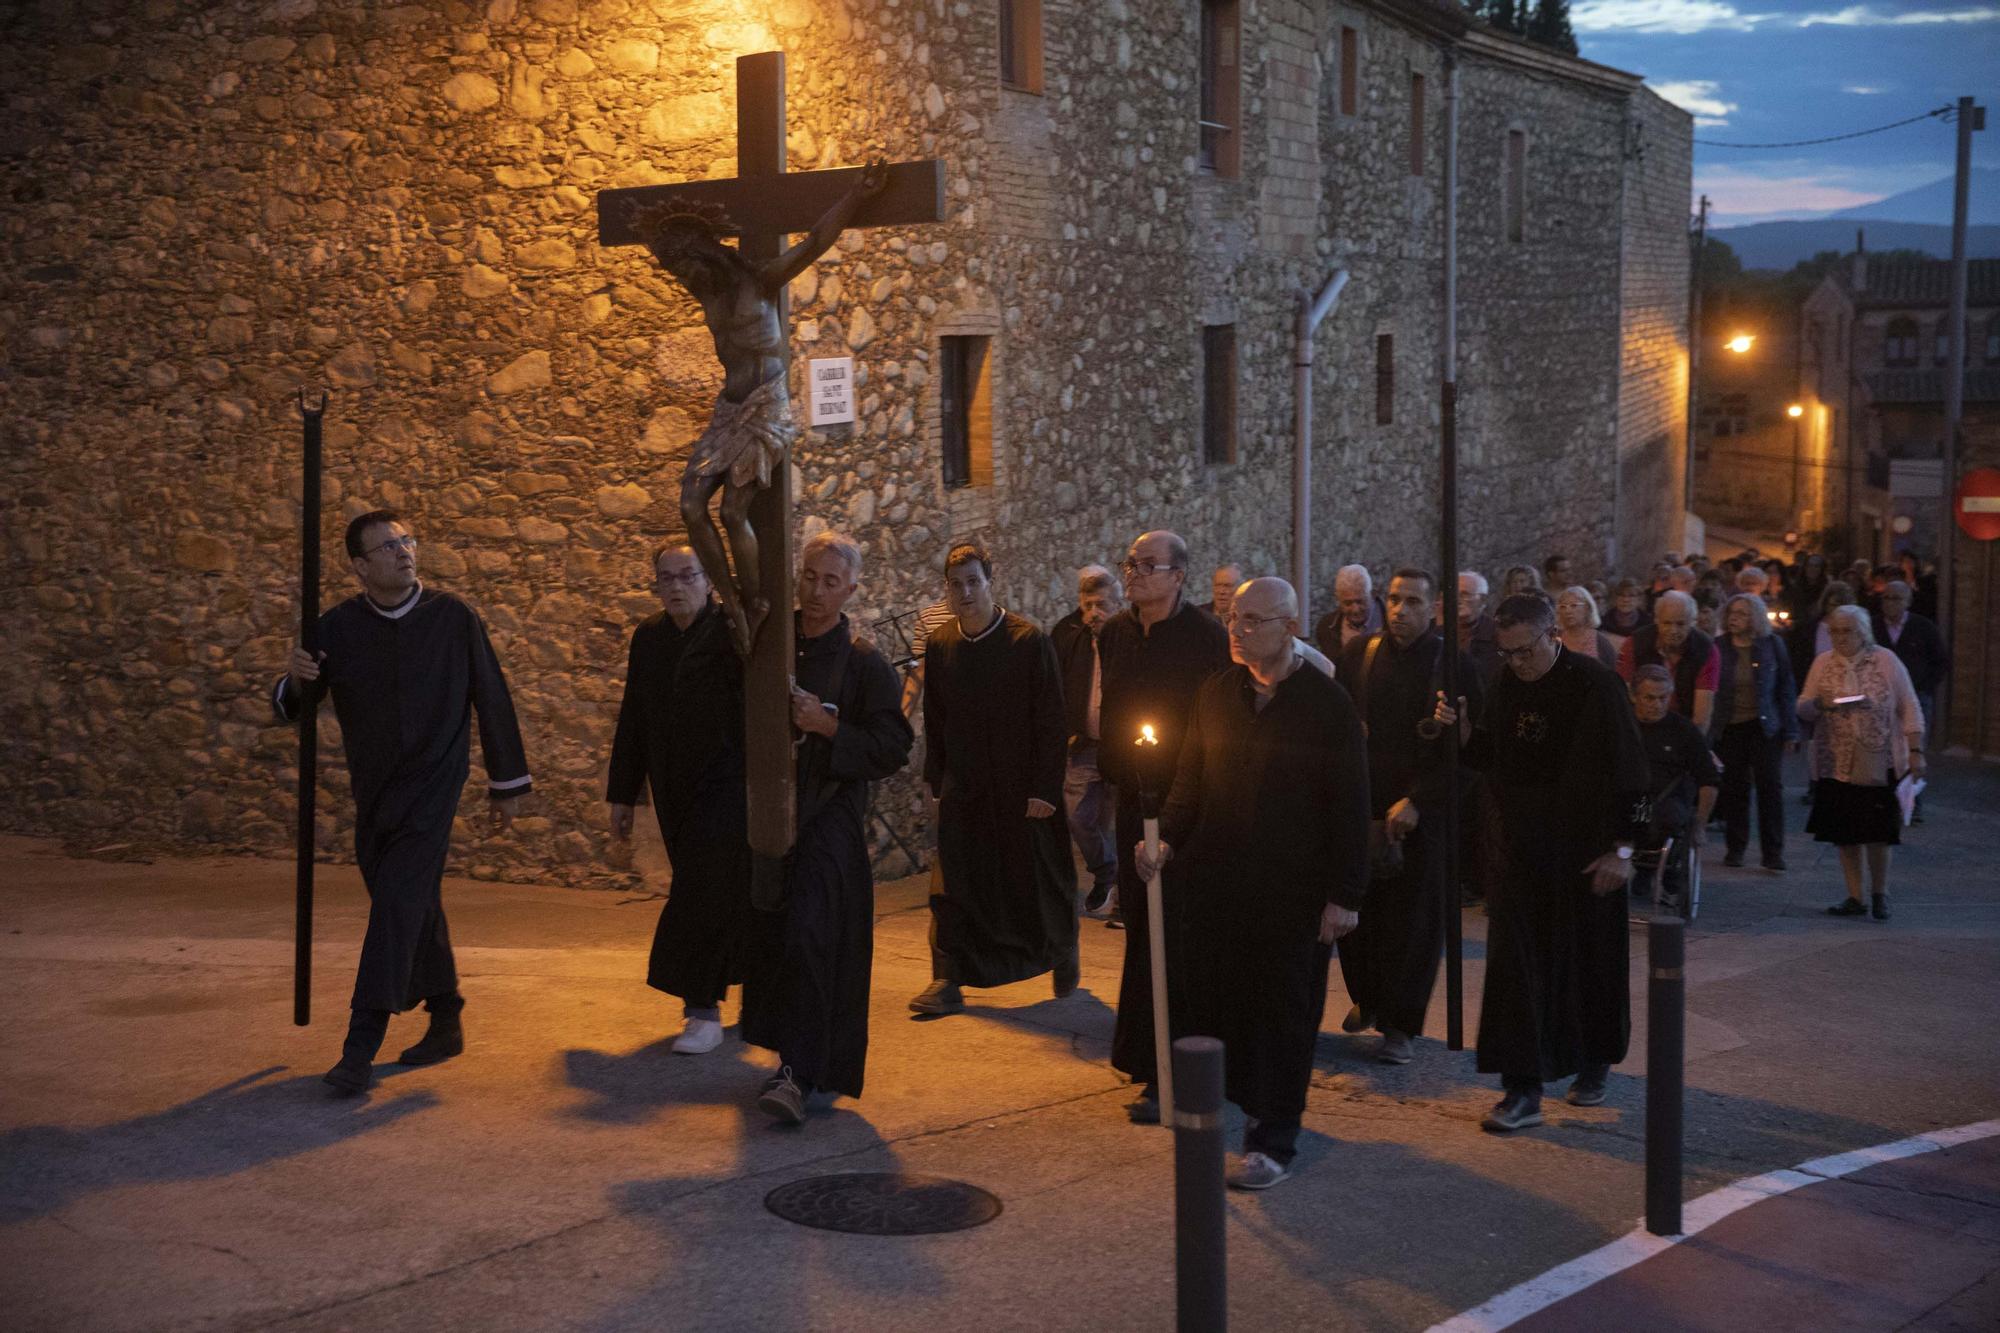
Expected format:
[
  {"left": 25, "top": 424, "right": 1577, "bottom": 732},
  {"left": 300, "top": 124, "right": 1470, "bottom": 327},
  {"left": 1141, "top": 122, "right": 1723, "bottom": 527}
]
[{"left": 294, "top": 387, "right": 327, "bottom": 1027}]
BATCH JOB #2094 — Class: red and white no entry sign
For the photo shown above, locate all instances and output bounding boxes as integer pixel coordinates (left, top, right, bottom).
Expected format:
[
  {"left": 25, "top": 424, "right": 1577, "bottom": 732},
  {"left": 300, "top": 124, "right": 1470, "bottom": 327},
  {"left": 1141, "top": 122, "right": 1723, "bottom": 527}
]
[{"left": 1957, "top": 468, "right": 2000, "bottom": 542}]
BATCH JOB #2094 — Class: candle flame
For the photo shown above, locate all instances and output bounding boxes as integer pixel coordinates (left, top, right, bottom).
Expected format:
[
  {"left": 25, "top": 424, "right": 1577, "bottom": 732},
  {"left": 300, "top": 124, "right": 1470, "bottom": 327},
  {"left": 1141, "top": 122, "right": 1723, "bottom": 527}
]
[{"left": 1138, "top": 724, "right": 1158, "bottom": 746}]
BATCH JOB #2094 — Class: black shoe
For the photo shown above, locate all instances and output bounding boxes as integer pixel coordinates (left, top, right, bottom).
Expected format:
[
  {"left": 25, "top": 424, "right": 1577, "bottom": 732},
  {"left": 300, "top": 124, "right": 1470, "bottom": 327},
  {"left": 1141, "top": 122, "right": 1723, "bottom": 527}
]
[
  {"left": 909, "top": 979, "right": 964, "bottom": 1015},
  {"left": 397, "top": 1015, "right": 465, "bottom": 1065},
  {"left": 1083, "top": 881, "right": 1113, "bottom": 915},
  {"left": 1723, "top": 851, "right": 1745, "bottom": 868},
  {"left": 1827, "top": 897, "right": 1867, "bottom": 917},
  {"left": 324, "top": 1008, "right": 389, "bottom": 1096},
  {"left": 1126, "top": 1088, "right": 1161, "bottom": 1124},
  {"left": 1871, "top": 894, "right": 1890, "bottom": 921},
  {"left": 1052, "top": 951, "right": 1081, "bottom": 998},
  {"left": 1567, "top": 1064, "right": 1609, "bottom": 1106},
  {"left": 1761, "top": 855, "right": 1787, "bottom": 873},
  {"left": 1482, "top": 1091, "right": 1544, "bottom": 1132}
]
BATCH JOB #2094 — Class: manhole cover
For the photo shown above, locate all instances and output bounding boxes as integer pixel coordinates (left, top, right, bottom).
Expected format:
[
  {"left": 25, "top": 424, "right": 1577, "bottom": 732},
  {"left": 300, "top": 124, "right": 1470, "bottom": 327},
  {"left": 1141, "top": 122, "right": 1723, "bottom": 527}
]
[{"left": 764, "top": 1172, "right": 1002, "bottom": 1235}]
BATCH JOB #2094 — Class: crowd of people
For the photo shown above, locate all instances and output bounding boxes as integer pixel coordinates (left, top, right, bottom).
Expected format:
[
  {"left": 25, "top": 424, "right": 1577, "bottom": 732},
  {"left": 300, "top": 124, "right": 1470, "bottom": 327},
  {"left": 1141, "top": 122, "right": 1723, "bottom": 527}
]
[{"left": 276, "top": 511, "right": 1944, "bottom": 1193}]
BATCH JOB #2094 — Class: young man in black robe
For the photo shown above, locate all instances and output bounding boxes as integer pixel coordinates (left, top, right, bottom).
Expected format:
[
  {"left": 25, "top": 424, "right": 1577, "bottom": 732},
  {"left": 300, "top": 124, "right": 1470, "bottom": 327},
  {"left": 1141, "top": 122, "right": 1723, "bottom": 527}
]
[
  {"left": 1436, "top": 594, "right": 1650, "bottom": 1131},
  {"left": 1335, "top": 568, "right": 1482, "bottom": 1065},
  {"left": 738, "top": 530, "right": 914, "bottom": 1124},
  {"left": 911, "top": 540, "right": 1076, "bottom": 1015},
  {"left": 607, "top": 544, "right": 751, "bottom": 1055},
  {"left": 274, "top": 510, "right": 532, "bottom": 1095},
  {"left": 1096, "top": 529, "right": 1232, "bottom": 1122},
  {"left": 1138, "top": 578, "right": 1371, "bottom": 1189}
]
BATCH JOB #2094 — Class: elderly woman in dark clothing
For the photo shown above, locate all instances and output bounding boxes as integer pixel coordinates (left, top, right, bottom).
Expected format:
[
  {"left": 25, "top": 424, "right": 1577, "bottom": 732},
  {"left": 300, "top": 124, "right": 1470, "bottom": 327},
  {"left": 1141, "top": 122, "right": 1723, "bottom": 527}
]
[{"left": 1709, "top": 593, "right": 1798, "bottom": 871}]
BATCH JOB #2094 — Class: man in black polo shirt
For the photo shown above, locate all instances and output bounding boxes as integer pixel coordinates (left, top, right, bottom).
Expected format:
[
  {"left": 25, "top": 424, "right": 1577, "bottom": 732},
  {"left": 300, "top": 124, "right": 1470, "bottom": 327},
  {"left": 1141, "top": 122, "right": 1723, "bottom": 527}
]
[{"left": 1630, "top": 664, "right": 1719, "bottom": 913}]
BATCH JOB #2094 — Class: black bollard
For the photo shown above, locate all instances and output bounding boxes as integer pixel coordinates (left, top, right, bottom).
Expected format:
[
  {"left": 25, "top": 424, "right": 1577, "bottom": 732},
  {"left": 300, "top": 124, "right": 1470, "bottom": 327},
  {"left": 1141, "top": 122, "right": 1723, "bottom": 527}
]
[
  {"left": 1172, "top": 1036, "right": 1226, "bottom": 1332},
  {"left": 1645, "top": 917, "right": 1685, "bottom": 1236}
]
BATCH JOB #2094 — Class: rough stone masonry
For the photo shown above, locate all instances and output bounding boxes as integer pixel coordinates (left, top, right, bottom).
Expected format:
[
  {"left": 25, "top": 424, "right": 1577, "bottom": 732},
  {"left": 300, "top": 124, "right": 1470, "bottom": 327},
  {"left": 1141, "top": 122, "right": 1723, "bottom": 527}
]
[{"left": 0, "top": 0, "right": 1689, "bottom": 890}]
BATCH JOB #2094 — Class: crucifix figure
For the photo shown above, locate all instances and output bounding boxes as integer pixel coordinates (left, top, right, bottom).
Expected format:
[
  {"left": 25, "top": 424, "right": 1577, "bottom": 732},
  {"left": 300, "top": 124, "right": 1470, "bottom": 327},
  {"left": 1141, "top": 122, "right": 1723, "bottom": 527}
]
[{"left": 597, "top": 51, "right": 944, "bottom": 874}]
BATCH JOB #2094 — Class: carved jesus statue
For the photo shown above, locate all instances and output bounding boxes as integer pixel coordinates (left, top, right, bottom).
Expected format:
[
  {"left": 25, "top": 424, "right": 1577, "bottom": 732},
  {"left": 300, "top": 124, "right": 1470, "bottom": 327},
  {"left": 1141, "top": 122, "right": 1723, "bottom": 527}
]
[{"left": 633, "top": 159, "right": 887, "bottom": 658}]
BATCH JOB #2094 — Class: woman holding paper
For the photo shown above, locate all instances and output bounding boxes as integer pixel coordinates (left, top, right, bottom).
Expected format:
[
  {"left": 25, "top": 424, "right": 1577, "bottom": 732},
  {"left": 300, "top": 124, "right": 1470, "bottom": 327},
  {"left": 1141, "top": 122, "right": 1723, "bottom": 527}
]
[{"left": 1796, "top": 606, "right": 1926, "bottom": 921}]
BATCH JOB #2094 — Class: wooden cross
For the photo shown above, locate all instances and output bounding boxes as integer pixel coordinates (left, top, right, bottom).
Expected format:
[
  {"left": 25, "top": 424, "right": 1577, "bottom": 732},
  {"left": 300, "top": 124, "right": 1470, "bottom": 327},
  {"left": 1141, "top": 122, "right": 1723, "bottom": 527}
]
[{"left": 596, "top": 51, "right": 945, "bottom": 873}]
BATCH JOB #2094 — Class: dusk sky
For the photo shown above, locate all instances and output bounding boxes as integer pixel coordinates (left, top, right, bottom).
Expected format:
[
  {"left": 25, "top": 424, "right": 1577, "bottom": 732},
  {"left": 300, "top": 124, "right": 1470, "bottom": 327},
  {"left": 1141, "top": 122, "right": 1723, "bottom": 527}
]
[{"left": 1572, "top": 1, "right": 1999, "bottom": 226}]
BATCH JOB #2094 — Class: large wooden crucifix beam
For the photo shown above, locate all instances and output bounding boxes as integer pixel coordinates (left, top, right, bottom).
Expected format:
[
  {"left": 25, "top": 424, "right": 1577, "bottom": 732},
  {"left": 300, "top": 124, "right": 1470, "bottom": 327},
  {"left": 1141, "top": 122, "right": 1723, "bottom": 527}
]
[{"left": 596, "top": 51, "right": 945, "bottom": 882}]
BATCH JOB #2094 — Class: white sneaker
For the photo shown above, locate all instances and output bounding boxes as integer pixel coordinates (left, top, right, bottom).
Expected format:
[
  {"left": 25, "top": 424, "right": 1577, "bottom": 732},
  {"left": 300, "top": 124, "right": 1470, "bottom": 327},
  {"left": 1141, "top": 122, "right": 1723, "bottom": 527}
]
[
  {"left": 1226, "top": 1151, "right": 1291, "bottom": 1190},
  {"left": 671, "top": 1018, "right": 724, "bottom": 1054}
]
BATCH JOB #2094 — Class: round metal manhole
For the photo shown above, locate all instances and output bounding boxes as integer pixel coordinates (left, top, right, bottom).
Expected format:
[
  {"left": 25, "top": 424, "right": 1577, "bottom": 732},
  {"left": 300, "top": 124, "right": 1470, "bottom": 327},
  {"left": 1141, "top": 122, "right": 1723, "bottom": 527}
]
[{"left": 764, "top": 1172, "right": 1002, "bottom": 1235}]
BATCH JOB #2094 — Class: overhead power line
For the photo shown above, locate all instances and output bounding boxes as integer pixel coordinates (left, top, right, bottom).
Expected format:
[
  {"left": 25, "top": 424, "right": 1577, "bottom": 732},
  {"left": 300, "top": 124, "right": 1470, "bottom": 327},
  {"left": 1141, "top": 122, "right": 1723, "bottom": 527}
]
[{"left": 1694, "top": 105, "right": 1954, "bottom": 150}]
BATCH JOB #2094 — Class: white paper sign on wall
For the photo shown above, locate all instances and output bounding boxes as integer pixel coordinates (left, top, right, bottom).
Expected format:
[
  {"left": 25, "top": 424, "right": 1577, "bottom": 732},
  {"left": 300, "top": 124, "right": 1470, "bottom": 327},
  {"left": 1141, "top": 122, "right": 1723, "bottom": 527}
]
[{"left": 808, "top": 356, "right": 856, "bottom": 427}]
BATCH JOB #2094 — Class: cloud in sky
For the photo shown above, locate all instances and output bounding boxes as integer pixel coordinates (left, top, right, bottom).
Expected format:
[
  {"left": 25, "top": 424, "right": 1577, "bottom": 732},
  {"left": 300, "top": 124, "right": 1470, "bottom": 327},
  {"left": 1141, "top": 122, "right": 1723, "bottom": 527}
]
[
  {"left": 1842, "top": 84, "right": 1887, "bottom": 94},
  {"left": 1653, "top": 79, "right": 1740, "bottom": 126},
  {"left": 1574, "top": 0, "right": 2000, "bottom": 33},
  {"left": 1698, "top": 165, "right": 1887, "bottom": 223}
]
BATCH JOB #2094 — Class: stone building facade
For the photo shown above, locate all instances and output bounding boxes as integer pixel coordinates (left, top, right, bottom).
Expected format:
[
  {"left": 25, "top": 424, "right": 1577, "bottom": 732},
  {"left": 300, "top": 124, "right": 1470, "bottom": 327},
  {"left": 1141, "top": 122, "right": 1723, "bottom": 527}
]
[
  {"left": 0, "top": 0, "right": 1689, "bottom": 886},
  {"left": 1800, "top": 253, "right": 2000, "bottom": 753}
]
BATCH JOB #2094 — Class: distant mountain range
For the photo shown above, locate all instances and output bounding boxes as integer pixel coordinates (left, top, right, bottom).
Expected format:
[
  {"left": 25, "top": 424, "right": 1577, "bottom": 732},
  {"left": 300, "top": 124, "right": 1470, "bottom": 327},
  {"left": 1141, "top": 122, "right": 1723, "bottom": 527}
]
[
  {"left": 1710, "top": 219, "right": 2000, "bottom": 271},
  {"left": 1710, "top": 166, "right": 1999, "bottom": 270}
]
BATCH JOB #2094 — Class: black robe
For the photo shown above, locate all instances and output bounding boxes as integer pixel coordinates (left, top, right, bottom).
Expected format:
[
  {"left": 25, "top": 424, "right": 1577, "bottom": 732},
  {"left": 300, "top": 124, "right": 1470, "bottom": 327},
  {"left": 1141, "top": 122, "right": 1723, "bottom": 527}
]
[
  {"left": 1162, "top": 663, "right": 1371, "bottom": 1125},
  {"left": 272, "top": 585, "right": 530, "bottom": 1013},
  {"left": 1096, "top": 599, "right": 1232, "bottom": 1087},
  {"left": 1465, "top": 646, "right": 1650, "bottom": 1081},
  {"left": 1334, "top": 629, "right": 1482, "bottom": 1039},
  {"left": 923, "top": 610, "right": 1075, "bottom": 988},
  {"left": 738, "top": 614, "right": 913, "bottom": 1098},
  {"left": 606, "top": 604, "right": 752, "bottom": 1008}
]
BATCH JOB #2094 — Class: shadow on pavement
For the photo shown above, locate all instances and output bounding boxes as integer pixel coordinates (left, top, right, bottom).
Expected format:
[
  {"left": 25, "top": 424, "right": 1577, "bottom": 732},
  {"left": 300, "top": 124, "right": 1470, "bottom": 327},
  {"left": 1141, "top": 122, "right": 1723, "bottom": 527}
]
[{"left": 0, "top": 1066, "right": 436, "bottom": 1225}]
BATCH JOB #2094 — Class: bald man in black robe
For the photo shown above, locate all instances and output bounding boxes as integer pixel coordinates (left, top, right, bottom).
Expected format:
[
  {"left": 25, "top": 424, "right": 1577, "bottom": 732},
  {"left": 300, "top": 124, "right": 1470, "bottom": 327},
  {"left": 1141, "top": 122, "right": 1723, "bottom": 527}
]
[
  {"left": 1439, "top": 594, "right": 1650, "bottom": 1132},
  {"left": 275, "top": 509, "right": 531, "bottom": 1095}
]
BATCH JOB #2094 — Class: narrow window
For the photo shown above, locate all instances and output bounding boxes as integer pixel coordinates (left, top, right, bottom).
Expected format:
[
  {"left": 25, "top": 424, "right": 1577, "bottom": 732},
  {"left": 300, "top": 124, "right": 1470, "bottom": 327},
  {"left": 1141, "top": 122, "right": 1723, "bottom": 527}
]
[
  {"left": 1339, "top": 26, "right": 1358, "bottom": 117},
  {"left": 1375, "top": 333, "right": 1395, "bottom": 425},
  {"left": 1884, "top": 316, "right": 1917, "bottom": 367},
  {"left": 940, "top": 335, "right": 993, "bottom": 489},
  {"left": 1933, "top": 324, "right": 1949, "bottom": 366},
  {"left": 1409, "top": 72, "right": 1425, "bottom": 176},
  {"left": 1202, "top": 324, "right": 1237, "bottom": 465},
  {"left": 1985, "top": 313, "right": 2000, "bottom": 363},
  {"left": 1504, "top": 129, "right": 1526, "bottom": 243},
  {"left": 1198, "top": 0, "right": 1241, "bottom": 177},
  {"left": 998, "top": 0, "right": 1043, "bottom": 94}
]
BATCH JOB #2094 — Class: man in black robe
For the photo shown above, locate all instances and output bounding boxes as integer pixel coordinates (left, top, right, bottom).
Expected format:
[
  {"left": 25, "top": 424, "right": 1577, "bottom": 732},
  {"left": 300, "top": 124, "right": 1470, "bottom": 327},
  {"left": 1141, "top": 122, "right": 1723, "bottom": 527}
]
[
  {"left": 1437, "top": 594, "right": 1650, "bottom": 1131},
  {"left": 911, "top": 539, "right": 1075, "bottom": 1014},
  {"left": 606, "top": 544, "right": 751, "bottom": 1055},
  {"left": 1139, "top": 577, "right": 1371, "bottom": 1189},
  {"left": 1097, "top": 529, "right": 1232, "bottom": 1121},
  {"left": 738, "top": 530, "right": 914, "bottom": 1124},
  {"left": 1335, "top": 568, "right": 1481, "bottom": 1065},
  {"left": 274, "top": 510, "right": 531, "bottom": 1095}
]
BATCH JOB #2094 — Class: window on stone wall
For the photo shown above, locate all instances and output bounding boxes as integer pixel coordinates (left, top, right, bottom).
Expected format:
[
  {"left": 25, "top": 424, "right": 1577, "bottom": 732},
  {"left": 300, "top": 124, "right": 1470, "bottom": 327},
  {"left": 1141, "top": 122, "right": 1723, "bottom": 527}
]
[
  {"left": 1339, "top": 26, "right": 1359, "bottom": 117},
  {"left": 998, "top": 0, "right": 1043, "bottom": 94},
  {"left": 1884, "top": 317, "right": 1918, "bottom": 367},
  {"left": 1503, "top": 128, "right": 1527, "bottom": 243},
  {"left": 1375, "top": 333, "right": 1395, "bottom": 425},
  {"left": 1987, "top": 314, "right": 2000, "bottom": 363},
  {"left": 1933, "top": 323, "right": 1950, "bottom": 366},
  {"left": 1409, "top": 72, "right": 1425, "bottom": 176},
  {"left": 1202, "top": 324, "right": 1238, "bottom": 465},
  {"left": 1198, "top": 0, "right": 1241, "bottom": 177},
  {"left": 940, "top": 335, "right": 994, "bottom": 490}
]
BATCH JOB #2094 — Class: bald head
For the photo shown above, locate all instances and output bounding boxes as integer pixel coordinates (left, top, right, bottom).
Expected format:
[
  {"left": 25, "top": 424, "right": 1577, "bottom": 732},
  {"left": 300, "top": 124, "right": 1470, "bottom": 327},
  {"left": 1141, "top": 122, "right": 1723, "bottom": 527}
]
[
  {"left": 1236, "top": 576, "right": 1299, "bottom": 621},
  {"left": 1229, "top": 577, "right": 1301, "bottom": 675}
]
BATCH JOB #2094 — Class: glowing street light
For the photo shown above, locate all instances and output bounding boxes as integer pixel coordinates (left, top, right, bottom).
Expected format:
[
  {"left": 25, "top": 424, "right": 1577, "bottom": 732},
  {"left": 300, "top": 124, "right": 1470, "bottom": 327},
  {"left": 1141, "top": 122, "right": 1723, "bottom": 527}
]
[
  {"left": 1725, "top": 334, "right": 1756, "bottom": 354},
  {"left": 1787, "top": 403, "right": 1805, "bottom": 418}
]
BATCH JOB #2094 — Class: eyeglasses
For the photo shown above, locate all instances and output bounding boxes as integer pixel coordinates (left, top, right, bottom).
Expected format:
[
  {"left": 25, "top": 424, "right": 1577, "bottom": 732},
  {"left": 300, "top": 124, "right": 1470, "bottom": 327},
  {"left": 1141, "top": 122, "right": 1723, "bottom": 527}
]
[
  {"left": 1225, "top": 612, "right": 1288, "bottom": 633},
  {"left": 1494, "top": 640, "right": 1548, "bottom": 664},
  {"left": 1120, "top": 559, "right": 1182, "bottom": 578},
  {"left": 655, "top": 570, "right": 707, "bottom": 585},
  {"left": 364, "top": 535, "right": 418, "bottom": 558}
]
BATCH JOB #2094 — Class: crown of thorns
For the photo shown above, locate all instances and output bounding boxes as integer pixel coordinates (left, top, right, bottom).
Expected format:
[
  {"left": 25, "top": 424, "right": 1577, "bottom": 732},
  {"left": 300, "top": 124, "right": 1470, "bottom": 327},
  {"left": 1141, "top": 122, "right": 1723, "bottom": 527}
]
[{"left": 629, "top": 198, "right": 737, "bottom": 249}]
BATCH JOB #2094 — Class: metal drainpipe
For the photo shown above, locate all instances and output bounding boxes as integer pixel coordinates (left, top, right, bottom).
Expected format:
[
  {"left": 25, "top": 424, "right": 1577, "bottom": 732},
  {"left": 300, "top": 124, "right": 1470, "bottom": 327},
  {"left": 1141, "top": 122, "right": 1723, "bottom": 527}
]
[{"left": 1295, "top": 268, "right": 1350, "bottom": 625}]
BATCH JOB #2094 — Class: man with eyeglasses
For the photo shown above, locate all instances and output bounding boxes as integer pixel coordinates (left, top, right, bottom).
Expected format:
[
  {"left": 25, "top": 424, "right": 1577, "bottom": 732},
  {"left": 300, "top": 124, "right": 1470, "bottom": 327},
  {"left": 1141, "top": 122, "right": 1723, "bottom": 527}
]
[
  {"left": 273, "top": 509, "right": 532, "bottom": 1095},
  {"left": 607, "top": 544, "right": 751, "bottom": 1056},
  {"left": 910, "top": 540, "right": 1076, "bottom": 1016},
  {"left": 1433, "top": 594, "right": 1650, "bottom": 1132},
  {"left": 1095, "top": 530, "right": 1231, "bottom": 1123},
  {"left": 1334, "top": 568, "right": 1482, "bottom": 1067},
  {"left": 1135, "top": 577, "right": 1370, "bottom": 1189}
]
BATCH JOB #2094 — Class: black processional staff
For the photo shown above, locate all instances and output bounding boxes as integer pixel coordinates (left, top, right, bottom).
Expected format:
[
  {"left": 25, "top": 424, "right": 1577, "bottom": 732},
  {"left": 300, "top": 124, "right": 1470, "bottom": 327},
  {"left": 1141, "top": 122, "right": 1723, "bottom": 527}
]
[{"left": 294, "top": 386, "right": 327, "bottom": 1028}]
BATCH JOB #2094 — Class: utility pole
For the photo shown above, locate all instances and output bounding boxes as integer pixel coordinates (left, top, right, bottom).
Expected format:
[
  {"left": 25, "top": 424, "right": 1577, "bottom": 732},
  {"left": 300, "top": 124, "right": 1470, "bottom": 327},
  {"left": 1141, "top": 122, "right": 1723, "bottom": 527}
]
[
  {"left": 1686, "top": 195, "right": 1709, "bottom": 521},
  {"left": 1938, "top": 95, "right": 1985, "bottom": 749}
]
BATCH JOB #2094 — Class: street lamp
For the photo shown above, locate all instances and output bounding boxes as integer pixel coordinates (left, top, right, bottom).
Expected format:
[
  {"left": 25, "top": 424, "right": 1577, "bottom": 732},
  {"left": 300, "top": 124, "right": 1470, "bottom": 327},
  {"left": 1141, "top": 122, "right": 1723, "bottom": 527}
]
[
  {"left": 1787, "top": 403, "right": 1804, "bottom": 419},
  {"left": 1726, "top": 334, "right": 1756, "bottom": 355}
]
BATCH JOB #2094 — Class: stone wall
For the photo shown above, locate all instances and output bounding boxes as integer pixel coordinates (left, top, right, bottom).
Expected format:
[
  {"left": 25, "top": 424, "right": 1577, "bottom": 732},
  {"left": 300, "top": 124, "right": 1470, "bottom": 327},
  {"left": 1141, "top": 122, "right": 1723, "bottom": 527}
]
[{"left": 0, "top": 0, "right": 1690, "bottom": 887}]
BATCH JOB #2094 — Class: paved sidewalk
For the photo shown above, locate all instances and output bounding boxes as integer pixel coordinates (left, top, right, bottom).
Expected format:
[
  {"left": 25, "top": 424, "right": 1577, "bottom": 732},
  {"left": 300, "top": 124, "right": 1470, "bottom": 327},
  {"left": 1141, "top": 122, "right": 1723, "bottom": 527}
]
[{"left": 2, "top": 755, "right": 1997, "bottom": 1331}]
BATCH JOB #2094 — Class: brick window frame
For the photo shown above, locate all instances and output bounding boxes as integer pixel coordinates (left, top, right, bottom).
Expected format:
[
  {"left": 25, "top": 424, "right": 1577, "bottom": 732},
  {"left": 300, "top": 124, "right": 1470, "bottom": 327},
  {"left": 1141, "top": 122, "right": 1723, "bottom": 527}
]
[
  {"left": 1198, "top": 0, "right": 1241, "bottom": 178},
  {"left": 999, "top": 0, "right": 1043, "bottom": 94}
]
